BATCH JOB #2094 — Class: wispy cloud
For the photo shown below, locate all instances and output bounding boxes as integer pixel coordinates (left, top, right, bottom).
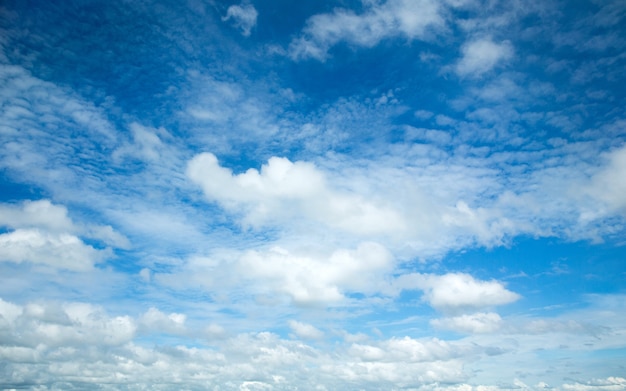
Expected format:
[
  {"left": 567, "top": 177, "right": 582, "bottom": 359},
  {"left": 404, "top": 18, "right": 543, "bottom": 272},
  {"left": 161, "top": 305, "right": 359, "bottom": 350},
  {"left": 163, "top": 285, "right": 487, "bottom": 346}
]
[{"left": 288, "top": 0, "right": 446, "bottom": 61}]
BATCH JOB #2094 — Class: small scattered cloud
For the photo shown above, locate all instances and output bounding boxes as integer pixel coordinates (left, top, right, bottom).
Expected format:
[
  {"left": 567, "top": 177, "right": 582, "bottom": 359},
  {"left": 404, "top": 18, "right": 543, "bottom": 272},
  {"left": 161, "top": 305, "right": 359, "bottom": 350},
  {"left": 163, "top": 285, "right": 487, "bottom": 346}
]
[
  {"left": 222, "top": 2, "right": 258, "bottom": 37},
  {"left": 455, "top": 38, "right": 513, "bottom": 78}
]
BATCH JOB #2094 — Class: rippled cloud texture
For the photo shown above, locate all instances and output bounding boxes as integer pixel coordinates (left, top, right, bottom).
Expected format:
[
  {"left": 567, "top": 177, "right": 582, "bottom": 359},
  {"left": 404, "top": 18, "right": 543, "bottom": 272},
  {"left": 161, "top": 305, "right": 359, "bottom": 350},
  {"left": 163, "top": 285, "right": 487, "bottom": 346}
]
[{"left": 1, "top": 0, "right": 625, "bottom": 389}]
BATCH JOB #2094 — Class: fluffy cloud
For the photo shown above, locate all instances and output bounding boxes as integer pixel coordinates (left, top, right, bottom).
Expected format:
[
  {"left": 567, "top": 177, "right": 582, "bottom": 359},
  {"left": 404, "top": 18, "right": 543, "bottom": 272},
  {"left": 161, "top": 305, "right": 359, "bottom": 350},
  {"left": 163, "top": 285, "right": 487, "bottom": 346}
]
[
  {"left": 288, "top": 320, "right": 324, "bottom": 340},
  {"left": 139, "top": 307, "right": 187, "bottom": 334},
  {"left": 398, "top": 273, "right": 520, "bottom": 313},
  {"left": 187, "top": 152, "right": 405, "bottom": 235},
  {"left": 0, "top": 296, "right": 623, "bottom": 390},
  {"left": 0, "top": 229, "right": 107, "bottom": 271},
  {"left": 288, "top": 0, "right": 445, "bottom": 60},
  {"left": 455, "top": 38, "right": 513, "bottom": 78},
  {"left": 0, "top": 300, "right": 136, "bottom": 349},
  {"left": 0, "top": 200, "right": 129, "bottom": 248},
  {"left": 239, "top": 242, "right": 394, "bottom": 305},
  {"left": 0, "top": 200, "right": 128, "bottom": 270},
  {"left": 223, "top": 2, "right": 258, "bottom": 36}
]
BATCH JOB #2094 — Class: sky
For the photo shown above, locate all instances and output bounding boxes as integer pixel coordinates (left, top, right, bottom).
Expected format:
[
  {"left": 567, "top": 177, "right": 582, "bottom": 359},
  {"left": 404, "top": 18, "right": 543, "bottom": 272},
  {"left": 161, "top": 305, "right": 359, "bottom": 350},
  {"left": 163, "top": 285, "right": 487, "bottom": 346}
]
[{"left": 0, "top": 0, "right": 625, "bottom": 389}]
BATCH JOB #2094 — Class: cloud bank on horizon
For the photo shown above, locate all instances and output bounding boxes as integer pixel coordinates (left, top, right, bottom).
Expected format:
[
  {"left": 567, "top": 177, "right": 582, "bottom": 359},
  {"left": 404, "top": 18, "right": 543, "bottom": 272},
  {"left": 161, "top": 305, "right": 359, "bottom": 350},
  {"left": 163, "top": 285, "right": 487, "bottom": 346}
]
[{"left": 1, "top": 0, "right": 625, "bottom": 389}]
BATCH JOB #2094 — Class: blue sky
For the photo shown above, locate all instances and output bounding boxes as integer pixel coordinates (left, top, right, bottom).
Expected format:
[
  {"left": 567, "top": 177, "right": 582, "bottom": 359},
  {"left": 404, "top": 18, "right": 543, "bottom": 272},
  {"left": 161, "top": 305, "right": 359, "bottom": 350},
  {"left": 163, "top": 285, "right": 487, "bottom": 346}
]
[{"left": 1, "top": 0, "right": 625, "bottom": 389}]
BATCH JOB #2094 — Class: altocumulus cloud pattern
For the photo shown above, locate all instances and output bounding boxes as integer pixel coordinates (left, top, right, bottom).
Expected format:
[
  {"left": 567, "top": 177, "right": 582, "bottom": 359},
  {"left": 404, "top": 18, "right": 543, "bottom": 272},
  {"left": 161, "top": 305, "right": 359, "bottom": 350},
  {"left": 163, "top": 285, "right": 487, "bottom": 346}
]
[{"left": 1, "top": 0, "right": 626, "bottom": 390}]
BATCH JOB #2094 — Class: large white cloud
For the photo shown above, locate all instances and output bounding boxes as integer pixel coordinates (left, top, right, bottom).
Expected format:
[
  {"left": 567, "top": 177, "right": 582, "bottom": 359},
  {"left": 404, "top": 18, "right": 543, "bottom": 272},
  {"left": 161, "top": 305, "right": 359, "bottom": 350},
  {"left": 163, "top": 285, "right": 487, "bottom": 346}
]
[
  {"left": 187, "top": 152, "right": 405, "bottom": 235},
  {"left": 0, "top": 296, "right": 624, "bottom": 390},
  {"left": 397, "top": 273, "right": 520, "bottom": 313}
]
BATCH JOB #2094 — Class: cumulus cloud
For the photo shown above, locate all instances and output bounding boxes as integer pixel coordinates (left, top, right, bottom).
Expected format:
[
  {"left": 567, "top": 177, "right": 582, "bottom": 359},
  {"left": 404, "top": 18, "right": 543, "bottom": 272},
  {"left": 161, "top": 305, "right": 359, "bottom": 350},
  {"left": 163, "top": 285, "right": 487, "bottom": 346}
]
[
  {"left": 139, "top": 307, "right": 187, "bottom": 334},
  {"left": 288, "top": 0, "right": 445, "bottom": 60},
  {"left": 0, "top": 199, "right": 74, "bottom": 232},
  {"left": 0, "top": 200, "right": 129, "bottom": 270},
  {"left": 0, "top": 199, "right": 129, "bottom": 249},
  {"left": 239, "top": 242, "right": 394, "bottom": 305},
  {"left": 456, "top": 38, "right": 513, "bottom": 78},
  {"left": 187, "top": 152, "right": 405, "bottom": 235},
  {"left": 398, "top": 273, "right": 520, "bottom": 313},
  {"left": 1, "top": 300, "right": 136, "bottom": 348},
  {"left": 222, "top": 2, "right": 258, "bottom": 36},
  {"left": 0, "top": 229, "right": 107, "bottom": 271},
  {"left": 288, "top": 320, "right": 324, "bottom": 340},
  {"left": 0, "top": 297, "right": 623, "bottom": 390}
]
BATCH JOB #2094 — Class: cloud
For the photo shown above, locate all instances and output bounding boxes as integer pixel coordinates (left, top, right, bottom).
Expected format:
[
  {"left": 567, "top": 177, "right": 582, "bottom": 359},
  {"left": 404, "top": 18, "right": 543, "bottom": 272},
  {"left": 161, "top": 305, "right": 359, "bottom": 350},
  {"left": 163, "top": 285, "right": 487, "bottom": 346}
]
[
  {"left": 455, "top": 38, "right": 513, "bottom": 78},
  {"left": 0, "top": 229, "right": 108, "bottom": 271},
  {"left": 288, "top": 320, "right": 324, "bottom": 340},
  {"left": 1, "top": 300, "right": 136, "bottom": 348},
  {"left": 288, "top": 0, "right": 445, "bottom": 60},
  {"left": 562, "top": 377, "right": 626, "bottom": 391},
  {"left": 239, "top": 242, "right": 394, "bottom": 305},
  {"left": 139, "top": 307, "right": 187, "bottom": 334},
  {"left": 0, "top": 200, "right": 129, "bottom": 248},
  {"left": 589, "top": 144, "right": 626, "bottom": 214},
  {"left": 0, "top": 200, "right": 129, "bottom": 270},
  {"left": 187, "top": 152, "right": 405, "bottom": 235},
  {"left": 222, "top": 2, "right": 258, "bottom": 36},
  {"left": 431, "top": 312, "right": 503, "bottom": 334},
  {"left": 398, "top": 273, "right": 520, "bottom": 313}
]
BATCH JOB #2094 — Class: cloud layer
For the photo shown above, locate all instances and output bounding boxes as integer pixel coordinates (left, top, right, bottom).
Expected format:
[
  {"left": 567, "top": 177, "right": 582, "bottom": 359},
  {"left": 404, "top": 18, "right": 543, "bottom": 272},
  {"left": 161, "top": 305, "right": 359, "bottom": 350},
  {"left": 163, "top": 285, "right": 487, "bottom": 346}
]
[{"left": 1, "top": 0, "right": 625, "bottom": 389}]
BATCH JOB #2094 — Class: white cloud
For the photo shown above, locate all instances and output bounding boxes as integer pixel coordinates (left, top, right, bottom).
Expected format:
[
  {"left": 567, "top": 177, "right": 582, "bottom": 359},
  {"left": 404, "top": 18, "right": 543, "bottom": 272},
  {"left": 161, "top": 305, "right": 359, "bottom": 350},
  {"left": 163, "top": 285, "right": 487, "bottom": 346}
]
[
  {"left": 431, "top": 312, "right": 503, "bottom": 334},
  {"left": 397, "top": 273, "right": 520, "bottom": 313},
  {"left": 139, "top": 307, "right": 187, "bottom": 334},
  {"left": 589, "top": 144, "right": 626, "bottom": 214},
  {"left": 456, "top": 38, "right": 513, "bottom": 78},
  {"left": 562, "top": 377, "right": 626, "bottom": 391},
  {"left": 0, "top": 229, "right": 107, "bottom": 271},
  {"left": 187, "top": 152, "right": 405, "bottom": 235},
  {"left": 288, "top": 320, "right": 324, "bottom": 340},
  {"left": 0, "top": 200, "right": 130, "bottom": 270},
  {"left": 112, "top": 122, "right": 172, "bottom": 163},
  {"left": 0, "top": 199, "right": 129, "bottom": 249},
  {"left": 223, "top": 3, "right": 258, "bottom": 37},
  {"left": 0, "top": 297, "right": 624, "bottom": 390},
  {"left": 288, "top": 0, "right": 445, "bottom": 60},
  {"left": 0, "top": 199, "right": 74, "bottom": 232},
  {"left": 239, "top": 242, "right": 394, "bottom": 305}
]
